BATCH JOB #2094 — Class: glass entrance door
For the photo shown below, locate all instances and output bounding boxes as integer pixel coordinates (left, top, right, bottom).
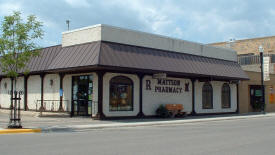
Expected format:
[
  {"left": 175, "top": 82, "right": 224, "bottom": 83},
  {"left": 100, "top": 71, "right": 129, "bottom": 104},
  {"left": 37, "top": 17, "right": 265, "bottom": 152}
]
[
  {"left": 72, "top": 75, "right": 93, "bottom": 116},
  {"left": 250, "top": 85, "right": 263, "bottom": 110}
]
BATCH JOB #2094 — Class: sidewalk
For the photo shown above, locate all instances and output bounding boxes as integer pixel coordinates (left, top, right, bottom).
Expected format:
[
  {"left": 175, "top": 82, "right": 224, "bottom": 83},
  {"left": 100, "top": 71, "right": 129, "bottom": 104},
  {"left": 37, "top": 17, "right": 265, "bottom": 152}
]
[{"left": 1, "top": 109, "right": 274, "bottom": 134}]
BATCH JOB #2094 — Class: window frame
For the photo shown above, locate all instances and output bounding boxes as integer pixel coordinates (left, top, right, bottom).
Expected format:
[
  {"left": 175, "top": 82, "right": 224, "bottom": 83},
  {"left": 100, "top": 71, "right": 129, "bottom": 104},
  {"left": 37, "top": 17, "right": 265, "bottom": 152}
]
[
  {"left": 109, "top": 76, "right": 134, "bottom": 112},
  {"left": 221, "top": 83, "right": 231, "bottom": 109},
  {"left": 202, "top": 82, "right": 213, "bottom": 109}
]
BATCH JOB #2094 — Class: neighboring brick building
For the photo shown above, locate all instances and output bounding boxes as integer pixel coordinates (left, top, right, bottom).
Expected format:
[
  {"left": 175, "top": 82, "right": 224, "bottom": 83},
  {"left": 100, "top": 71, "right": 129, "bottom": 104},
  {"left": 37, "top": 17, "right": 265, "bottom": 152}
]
[
  {"left": 211, "top": 36, "right": 275, "bottom": 114},
  {"left": 210, "top": 36, "right": 275, "bottom": 55},
  {"left": 210, "top": 36, "right": 275, "bottom": 74}
]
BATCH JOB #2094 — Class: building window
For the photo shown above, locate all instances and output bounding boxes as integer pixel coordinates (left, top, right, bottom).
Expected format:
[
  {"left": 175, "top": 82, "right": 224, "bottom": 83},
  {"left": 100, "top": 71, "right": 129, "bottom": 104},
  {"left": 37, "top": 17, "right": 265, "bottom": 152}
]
[
  {"left": 109, "top": 76, "right": 133, "bottom": 111},
  {"left": 202, "top": 82, "right": 213, "bottom": 109},
  {"left": 222, "top": 83, "right": 231, "bottom": 108}
]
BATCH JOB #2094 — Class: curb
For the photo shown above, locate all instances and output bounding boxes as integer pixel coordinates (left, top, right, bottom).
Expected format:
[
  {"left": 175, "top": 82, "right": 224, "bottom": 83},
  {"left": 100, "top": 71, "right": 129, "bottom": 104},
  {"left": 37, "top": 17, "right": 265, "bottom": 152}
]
[
  {"left": 0, "top": 128, "right": 42, "bottom": 134},
  {"left": 41, "top": 113, "right": 274, "bottom": 133}
]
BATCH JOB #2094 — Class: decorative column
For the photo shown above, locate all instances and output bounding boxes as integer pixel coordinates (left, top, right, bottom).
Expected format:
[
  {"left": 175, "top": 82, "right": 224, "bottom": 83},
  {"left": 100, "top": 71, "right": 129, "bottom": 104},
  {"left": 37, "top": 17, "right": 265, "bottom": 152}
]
[
  {"left": 58, "top": 73, "right": 65, "bottom": 112},
  {"left": 23, "top": 75, "right": 29, "bottom": 111},
  {"left": 96, "top": 71, "right": 106, "bottom": 119},
  {"left": 40, "top": 74, "right": 45, "bottom": 111},
  {"left": 137, "top": 73, "right": 145, "bottom": 117},
  {"left": 236, "top": 83, "right": 239, "bottom": 113},
  {"left": 191, "top": 79, "right": 196, "bottom": 115}
]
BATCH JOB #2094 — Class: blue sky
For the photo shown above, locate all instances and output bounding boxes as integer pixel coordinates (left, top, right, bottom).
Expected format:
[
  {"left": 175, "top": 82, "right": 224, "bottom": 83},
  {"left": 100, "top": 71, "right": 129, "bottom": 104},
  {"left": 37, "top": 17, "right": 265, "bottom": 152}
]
[{"left": 1, "top": 0, "right": 275, "bottom": 47}]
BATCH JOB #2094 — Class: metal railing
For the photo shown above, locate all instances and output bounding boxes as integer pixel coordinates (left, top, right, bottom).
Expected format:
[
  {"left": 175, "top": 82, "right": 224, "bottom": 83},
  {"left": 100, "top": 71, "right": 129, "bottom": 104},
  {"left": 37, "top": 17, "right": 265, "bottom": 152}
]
[
  {"left": 36, "top": 100, "right": 69, "bottom": 112},
  {"left": 238, "top": 54, "right": 275, "bottom": 65},
  {"left": 71, "top": 100, "right": 98, "bottom": 116}
]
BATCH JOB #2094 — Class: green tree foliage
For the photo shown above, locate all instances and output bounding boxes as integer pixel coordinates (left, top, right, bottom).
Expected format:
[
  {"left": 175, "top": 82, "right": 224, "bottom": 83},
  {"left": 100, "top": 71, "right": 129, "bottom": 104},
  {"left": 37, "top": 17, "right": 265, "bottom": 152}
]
[
  {"left": 0, "top": 11, "right": 43, "bottom": 91},
  {"left": 0, "top": 11, "right": 43, "bottom": 77}
]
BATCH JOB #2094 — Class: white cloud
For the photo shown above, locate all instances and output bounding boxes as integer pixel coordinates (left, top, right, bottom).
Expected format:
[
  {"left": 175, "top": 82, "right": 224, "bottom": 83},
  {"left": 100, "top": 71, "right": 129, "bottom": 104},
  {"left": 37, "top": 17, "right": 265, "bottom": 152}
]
[
  {"left": 0, "top": 1, "right": 22, "bottom": 16},
  {"left": 2, "top": 0, "right": 275, "bottom": 46},
  {"left": 63, "top": 0, "right": 90, "bottom": 8}
]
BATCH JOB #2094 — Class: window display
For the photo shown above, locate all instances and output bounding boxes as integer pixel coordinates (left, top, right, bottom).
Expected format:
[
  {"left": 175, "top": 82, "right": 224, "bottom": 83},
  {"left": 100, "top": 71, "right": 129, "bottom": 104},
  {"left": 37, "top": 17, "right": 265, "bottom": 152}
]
[{"left": 109, "top": 76, "right": 133, "bottom": 111}]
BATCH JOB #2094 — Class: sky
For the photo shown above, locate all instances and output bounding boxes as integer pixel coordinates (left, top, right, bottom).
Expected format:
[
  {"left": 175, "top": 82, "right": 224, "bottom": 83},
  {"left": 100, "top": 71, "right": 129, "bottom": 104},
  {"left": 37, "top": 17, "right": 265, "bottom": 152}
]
[{"left": 1, "top": 0, "right": 275, "bottom": 47}]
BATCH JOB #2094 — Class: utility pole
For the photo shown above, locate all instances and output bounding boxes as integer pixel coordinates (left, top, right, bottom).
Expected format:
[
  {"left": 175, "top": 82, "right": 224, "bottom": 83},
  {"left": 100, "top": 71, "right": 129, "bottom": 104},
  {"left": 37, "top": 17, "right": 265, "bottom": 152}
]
[{"left": 66, "top": 20, "right": 70, "bottom": 31}]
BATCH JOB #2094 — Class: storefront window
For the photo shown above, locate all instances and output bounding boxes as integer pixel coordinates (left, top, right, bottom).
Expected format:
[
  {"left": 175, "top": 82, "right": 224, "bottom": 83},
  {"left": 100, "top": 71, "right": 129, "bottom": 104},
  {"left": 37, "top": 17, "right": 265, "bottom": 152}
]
[
  {"left": 202, "top": 82, "right": 213, "bottom": 109},
  {"left": 109, "top": 76, "right": 133, "bottom": 111},
  {"left": 222, "top": 83, "right": 231, "bottom": 108}
]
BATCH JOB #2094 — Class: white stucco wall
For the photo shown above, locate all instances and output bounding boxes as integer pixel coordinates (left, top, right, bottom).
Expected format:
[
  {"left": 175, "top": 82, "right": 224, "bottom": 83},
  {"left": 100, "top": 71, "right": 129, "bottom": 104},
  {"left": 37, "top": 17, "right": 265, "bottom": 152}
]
[
  {"left": 27, "top": 75, "right": 41, "bottom": 110},
  {"left": 43, "top": 74, "right": 60, "bottom": 111},
  {"left": 102, "top": 73, "right": 140, "bottom": 117},
  {"left": 63, "top": 72, "right": 98, "bottom": 115},
  {"left": 195, "top": 81, "right": 237, "bottom": 113},
  {"left": 63, "top": 74, "right": 71, "bottom": 111},
  {"left": 0, "top": 78, "right": 11, "bottom": 108},
  {"left": 142, "top": 76, "right": 192, "bottom": 116},
  {"left": 0, "top": 77, "right": 24, "bottom": 109},
  {"left": 62, "top": 25, "right": 101, "bottom": 47}
]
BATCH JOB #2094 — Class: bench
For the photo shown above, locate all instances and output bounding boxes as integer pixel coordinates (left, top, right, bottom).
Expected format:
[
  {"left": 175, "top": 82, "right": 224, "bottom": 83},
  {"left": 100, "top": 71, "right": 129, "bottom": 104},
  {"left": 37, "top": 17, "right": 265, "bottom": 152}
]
[{"left": 165, "top": 104, "right": 186, "bottom": 118}]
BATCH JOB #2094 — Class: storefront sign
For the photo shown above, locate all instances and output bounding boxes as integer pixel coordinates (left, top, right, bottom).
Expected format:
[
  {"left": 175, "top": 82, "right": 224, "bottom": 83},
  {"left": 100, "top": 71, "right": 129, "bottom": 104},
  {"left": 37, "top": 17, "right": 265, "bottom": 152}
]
[
  {"left": 254, "top": 89, "right": 262, "bottom": 97},
  {"left": 269, "top": 86, "right": 275, "bottom": 104},
  {"left": 145, "top": 78, "right": 189, "bottom": 93},
  {"left": 153, "top": 73, "right": 167, "bottom": 79},
  {"left": 263, "top": 56, "right": 270, "bottom": 81},
  {"left": 59, "top": 89, "right": 63, "bottom": 97}
]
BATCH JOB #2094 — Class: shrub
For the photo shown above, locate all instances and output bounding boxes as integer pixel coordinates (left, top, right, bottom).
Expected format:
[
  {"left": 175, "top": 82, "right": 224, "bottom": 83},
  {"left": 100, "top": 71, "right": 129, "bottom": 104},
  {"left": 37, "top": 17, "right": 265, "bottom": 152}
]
[{"left": 156, "top": 105, "right": 169, "bottom": 118}]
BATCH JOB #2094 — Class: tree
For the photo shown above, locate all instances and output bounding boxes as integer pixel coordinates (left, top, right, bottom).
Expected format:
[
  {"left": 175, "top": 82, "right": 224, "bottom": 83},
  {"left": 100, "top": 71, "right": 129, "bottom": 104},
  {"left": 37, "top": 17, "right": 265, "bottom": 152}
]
[{"left": 0, "top": 11, "right": 44, "bottom": 94}]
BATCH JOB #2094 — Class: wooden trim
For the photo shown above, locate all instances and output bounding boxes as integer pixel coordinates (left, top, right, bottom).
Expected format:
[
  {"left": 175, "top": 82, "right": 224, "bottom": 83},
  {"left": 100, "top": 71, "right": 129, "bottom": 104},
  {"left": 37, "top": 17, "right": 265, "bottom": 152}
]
[
  {"left": 191, "top": 79, "right": 196, "bottom": 115},
  {"left": 70, "top": 76, "right": 74, "bottom": 117},
  {"left": 236, "top": 83, "right": 239, "bottom": 113},
  {"left": 40, "top": 74, "right": 45, "bottom": 111},
  {"left": 24, "top": 75, "right": 29, "bottom": 111},
  {"left": 96, "top": 71, "right": 106, "bottom": 119},
  {"left": 137, "top": 74, "right": 145, "bottom": 117}
]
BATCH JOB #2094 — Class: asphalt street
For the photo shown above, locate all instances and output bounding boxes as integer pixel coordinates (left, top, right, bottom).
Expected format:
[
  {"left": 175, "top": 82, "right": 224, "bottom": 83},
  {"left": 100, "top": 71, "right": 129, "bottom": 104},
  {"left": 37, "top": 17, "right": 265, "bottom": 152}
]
[{"left": 1, "top": 116, "right": 275, "bottom": 155}]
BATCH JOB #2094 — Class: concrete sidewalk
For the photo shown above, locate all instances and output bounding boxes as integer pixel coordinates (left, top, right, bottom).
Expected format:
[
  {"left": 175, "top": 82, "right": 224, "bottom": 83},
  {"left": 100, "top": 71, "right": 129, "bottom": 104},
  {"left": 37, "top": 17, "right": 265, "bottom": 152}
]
[
  {"left": 42, "top": 112, "right": 275, "bottom": 133},
  {"left": 1, "top": 109, "right": 274, "bottom": 134}
]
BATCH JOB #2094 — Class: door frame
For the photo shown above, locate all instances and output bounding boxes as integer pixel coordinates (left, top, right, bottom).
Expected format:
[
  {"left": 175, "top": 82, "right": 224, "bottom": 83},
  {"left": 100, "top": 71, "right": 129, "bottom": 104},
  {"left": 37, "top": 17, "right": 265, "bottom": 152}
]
[
  {"left": 249, "top": 85, "right": 264, "bottom": 110},
  {"left": 71, "top": 75, "right": 93, "bottom": 117}
]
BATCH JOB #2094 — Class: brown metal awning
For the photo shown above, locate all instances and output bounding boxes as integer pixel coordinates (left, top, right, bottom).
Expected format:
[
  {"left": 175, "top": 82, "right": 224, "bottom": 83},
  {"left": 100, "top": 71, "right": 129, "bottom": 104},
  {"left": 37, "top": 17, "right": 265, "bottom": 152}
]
[
  {"left": 98, "top": 41, "right": 248, "bottom": 80},
  {"left": 1, "top": 41, "right": 248, "bottom": 80}
]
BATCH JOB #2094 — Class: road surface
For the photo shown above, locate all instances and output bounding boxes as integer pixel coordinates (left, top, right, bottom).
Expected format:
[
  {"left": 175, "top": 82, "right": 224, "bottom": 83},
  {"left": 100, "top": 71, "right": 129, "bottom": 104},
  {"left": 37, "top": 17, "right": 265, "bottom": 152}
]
[{"left": 1, "top": 116, "right": 275, "bottom": 155}]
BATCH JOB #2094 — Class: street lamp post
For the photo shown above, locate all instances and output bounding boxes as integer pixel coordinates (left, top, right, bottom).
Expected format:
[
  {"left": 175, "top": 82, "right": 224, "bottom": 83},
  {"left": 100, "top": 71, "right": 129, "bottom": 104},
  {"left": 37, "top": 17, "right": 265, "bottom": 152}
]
[{"left": 259, "top": 45, "right": 265, "bottom": 113}]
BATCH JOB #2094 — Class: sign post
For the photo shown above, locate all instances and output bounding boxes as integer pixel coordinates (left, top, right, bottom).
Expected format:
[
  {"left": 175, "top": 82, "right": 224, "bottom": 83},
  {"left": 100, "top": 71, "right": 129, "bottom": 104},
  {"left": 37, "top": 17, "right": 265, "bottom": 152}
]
[{"left": 259, "top": 45, "right": 265, "bottom": 113}]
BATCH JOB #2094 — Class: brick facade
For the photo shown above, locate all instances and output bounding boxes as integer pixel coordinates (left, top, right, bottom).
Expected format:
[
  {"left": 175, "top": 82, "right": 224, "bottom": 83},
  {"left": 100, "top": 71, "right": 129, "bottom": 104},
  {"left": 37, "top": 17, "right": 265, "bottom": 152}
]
[{"left": 210, "top": 36, "right": 275, "bottom": 55}]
